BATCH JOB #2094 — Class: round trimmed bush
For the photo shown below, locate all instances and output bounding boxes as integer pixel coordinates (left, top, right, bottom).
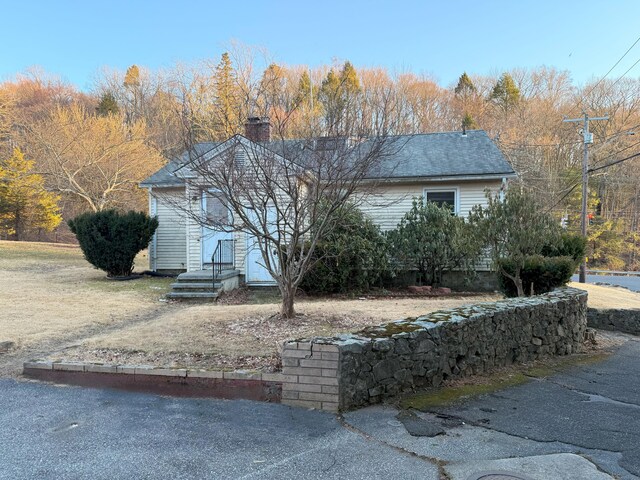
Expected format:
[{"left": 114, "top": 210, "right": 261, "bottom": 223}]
[{"left": 68, "top": 210, "right": 158, "bottom": 277}]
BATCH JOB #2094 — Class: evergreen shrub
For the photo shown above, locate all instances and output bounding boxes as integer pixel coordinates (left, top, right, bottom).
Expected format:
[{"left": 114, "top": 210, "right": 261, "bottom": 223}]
[
  {"left": 498, "top": 255, "right": 575, "bottom": 297},
  {"left": 68, "top": 210, "right": 158, "bottom": 277}
]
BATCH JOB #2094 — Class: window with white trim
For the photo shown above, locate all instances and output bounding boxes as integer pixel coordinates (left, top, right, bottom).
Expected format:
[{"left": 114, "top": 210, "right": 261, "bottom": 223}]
[{"left": 424, "top": 188, "right": 458, "bottom": 214}]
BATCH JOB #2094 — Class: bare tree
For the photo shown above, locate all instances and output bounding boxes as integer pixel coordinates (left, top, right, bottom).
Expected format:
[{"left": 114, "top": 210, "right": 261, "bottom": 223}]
[
  {"left": 185, "top": 136, "right": 401, "bottom": 318},
  {"left": 23, "top": 104, "right": 164, "bottom": 212}
]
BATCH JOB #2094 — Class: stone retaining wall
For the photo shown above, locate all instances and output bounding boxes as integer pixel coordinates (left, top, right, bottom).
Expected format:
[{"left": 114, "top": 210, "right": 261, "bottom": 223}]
[
  {"left": 588, "top": 308, "right": 640, "bottom": 336},
  {"left": 281, "top": 287, "right": 587, "bottom": 411}
]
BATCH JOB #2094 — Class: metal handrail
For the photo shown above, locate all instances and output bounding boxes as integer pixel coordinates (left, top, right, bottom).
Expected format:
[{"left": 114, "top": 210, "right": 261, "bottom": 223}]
[{"left": 211, "top": 239, "right": 235, "bottom": 289}]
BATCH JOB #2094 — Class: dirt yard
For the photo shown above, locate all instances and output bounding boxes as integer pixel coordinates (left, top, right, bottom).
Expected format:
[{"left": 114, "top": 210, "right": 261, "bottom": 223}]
[{"left": 0, "top": 240, "right": 501, "bottom": 373}]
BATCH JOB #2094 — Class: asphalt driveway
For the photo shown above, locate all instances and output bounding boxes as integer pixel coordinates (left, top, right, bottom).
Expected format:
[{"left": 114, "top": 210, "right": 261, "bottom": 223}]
[
  {"left": 2, "top": 335, "right": 639, "bottom": 479},
  {"left": 0, "top": 379, "right": 435, "bottom": 480}
]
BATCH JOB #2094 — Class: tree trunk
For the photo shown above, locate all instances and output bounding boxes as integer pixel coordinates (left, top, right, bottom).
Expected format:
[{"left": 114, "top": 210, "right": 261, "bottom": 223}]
[
  {"left": 14, "top": 211, "right": 22, "bottom": 241},
  {"left": 280, "top": 286, "right": 296, "bottom": 319},
  {"left": 514, "top": 276, "right": 525, "bottom": 297}
]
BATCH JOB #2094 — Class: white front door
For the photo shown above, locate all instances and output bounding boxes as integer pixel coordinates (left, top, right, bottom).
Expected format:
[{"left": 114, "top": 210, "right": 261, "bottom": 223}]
[
  {"left": 245, "top": 206, "right": 278, "bottom": 285},
  {"left": 246, "top": 235, "right": 278, "bottom": 284},
  {"left": 201, "top": 191, "right": 233, "bottom": 268}
]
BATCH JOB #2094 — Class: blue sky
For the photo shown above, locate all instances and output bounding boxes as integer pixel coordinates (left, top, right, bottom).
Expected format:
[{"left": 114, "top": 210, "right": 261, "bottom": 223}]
[{"left": 2, "top": 0, "right": 640, "bottom": 90}]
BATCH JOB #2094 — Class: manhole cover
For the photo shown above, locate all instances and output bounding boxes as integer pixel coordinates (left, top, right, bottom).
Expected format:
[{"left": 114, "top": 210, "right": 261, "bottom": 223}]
[{"left": 467, "top": 472, "right": 531, "bottom": 480}]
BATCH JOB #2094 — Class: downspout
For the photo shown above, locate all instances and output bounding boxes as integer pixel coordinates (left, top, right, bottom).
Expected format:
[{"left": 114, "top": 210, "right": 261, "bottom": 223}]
[
  {"left": 185, "top": 183, "right": 191, "bottom": 272},
  {"left": 500, "top": 177, "right": 508, "bottom": 202}
]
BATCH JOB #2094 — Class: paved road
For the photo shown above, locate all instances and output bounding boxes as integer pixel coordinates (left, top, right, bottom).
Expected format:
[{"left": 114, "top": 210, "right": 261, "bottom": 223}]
[
  {"left": 573, "top": 274, "right": 640, "bottom": 292},
  {"left": 2, "top": 337, "right": 639, "bottom": 479}
]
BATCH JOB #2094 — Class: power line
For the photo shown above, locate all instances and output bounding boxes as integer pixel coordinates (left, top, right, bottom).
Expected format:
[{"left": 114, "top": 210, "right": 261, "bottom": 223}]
[
  {"left": 606, "top": 56, "right": 640, "bottom": 92},
  {"left": 603, "top": 122, "right": 640, "bottom": 141},
  {"left": 589, "top": 151, "right": 640, "bottom": 173},
  {"left": 499, "top": 139, "right": 581, "bottom": 148},
  {"left": 545, "top": 182, "right": 581, "bottom": 213},
  {"left": 569, "top": 34, "right": 640, "bottom": 115},
  {"left": 541, "top": 146, "right": 640, "bottom": 212},
  {"left": 562, "top": 113, "right": 609, "bottom": 282},
  {"left": 588, "top": 139, "right": 640, "bottom": 170},
  {"left": 528, "top": 136, "right": 640, "bottom": 187}
]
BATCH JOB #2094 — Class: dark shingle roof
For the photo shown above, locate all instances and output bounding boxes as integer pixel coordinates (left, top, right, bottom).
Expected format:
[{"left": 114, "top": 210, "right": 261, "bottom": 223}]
[
  {"left": 365, "top": 130, "right": 515, "bottom": 180},
  {"left": 140, "top": 131, "right": 514, "bottom": 187},
  {"left": 139, "top": 143, "right": 220, "bottom": 187}
]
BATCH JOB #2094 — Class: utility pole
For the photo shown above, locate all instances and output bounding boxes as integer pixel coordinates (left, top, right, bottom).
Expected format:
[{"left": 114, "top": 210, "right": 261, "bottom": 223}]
[{"left": 563, "top": 112, "right": 609, "bottom": 283}]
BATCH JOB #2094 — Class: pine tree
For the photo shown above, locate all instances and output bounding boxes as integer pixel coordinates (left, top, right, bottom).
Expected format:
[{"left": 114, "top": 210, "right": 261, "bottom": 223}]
[
  {"left": 0, "top": 148, "right": 62, "bottom": 240},
  {"left": 462, "top": 112, "right": 478, "bottom": 130},
  {"left": 340, "top": 61, "right": 361, "bottom": 96},
  {"left": 123, "top": 64, "right": 142, "bottom": 123},
  {"left": 95, "top": 92, "right": 120, "bottom": 116},
  {"left": 320, "top": 68, "right": 341, "bottom": 131},
  {"left": 295, "top": 70, "right": 314, "bottom": 108},
  {"left": 454, "top": 72, "right": 476, "bottom": 99},
  {"left": 123, "top": 65, "right": 141, "bottom": 89},
  {"left": 489, "top": 73, "right": 520, "bottom": 113},
  {"left": 455, "top": 72, "right": 479, "bottom": 132},
  {"left": 259, "top": 63, "right": 285, "bottom": 114},
  {"left": 319, "top": 61, "right": 361, "bottom": 134},
  {"left": 213, "top": 52, "right": 239, "bottom": 138}
]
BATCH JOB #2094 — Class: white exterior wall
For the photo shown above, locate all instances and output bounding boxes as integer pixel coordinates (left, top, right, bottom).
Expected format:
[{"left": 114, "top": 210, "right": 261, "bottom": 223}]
[
  {"left": 358, "top": 180, "right": 501, "bottom": 231},
  {"left": 160, "top": 178, "right": 503, "bottom": 274},
  {"left": 150, "top": 187, "right": 187, "bottom": 271}
]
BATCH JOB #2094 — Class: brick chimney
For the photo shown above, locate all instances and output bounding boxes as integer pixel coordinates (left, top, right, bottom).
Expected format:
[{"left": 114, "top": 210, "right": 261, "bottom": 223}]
[{"left": 244, "top": 117, "right": 271, "bottom": 143}]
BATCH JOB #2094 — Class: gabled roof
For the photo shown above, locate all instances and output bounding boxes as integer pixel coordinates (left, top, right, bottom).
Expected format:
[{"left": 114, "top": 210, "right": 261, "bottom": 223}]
[
  {"left": 139, "top": 142, "right": 220, "bottom": 187},
  {"left": 140, "top": 130, "right": 515, "bottom": 187}
]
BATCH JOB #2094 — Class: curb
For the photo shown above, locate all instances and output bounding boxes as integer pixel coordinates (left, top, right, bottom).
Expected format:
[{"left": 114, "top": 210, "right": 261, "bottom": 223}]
[{"left": 23, "top": 361, "right": 284, "bottom": 403}]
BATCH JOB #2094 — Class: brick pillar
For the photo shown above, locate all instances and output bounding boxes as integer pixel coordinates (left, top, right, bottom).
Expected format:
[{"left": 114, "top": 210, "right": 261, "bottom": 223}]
[{"left": 280, "top": 341, "right": 340, "bottom": 412}]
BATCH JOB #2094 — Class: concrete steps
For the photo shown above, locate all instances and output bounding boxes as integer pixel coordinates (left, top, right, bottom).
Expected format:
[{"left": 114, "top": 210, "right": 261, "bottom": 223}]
[
  {"left": 170, "top": 282, "right": 222, "bottom": 290},
  {"left": 166, "top": 291, "right": 219, "bottom": 300},
  {"left": 166, "top": 269, "right": 241, "bottom": 301}
]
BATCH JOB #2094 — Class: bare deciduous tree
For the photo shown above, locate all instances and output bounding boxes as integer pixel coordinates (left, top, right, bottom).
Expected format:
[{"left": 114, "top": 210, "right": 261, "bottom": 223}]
[
  {"left": 24, "top": 104, "right": 164, "bottom": 212},
  {"left": 186, "top": 136, "right": 401, "bottom": 318},
  {"left": 169, "top": 74, "right": 405, "bottom": 317}
]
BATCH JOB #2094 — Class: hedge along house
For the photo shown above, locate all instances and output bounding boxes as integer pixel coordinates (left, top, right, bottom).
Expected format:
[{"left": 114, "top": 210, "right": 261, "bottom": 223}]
[{"left": 140, "top": 119, "right": 516, "bottom": 298}]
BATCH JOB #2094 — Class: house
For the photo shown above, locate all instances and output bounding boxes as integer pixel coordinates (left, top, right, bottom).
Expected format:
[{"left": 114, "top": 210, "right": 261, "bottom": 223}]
[{"left": 140, "top": 118, "right": 516, "bottom": 297}]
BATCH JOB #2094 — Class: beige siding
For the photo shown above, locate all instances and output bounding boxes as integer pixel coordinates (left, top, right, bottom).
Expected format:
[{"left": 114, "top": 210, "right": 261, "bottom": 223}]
[
  {"left": 358, "top": 180, "right": 501, "bottom": 231},
  {"left": 151, "top": 188, "right": 187, "bottom": 271}
]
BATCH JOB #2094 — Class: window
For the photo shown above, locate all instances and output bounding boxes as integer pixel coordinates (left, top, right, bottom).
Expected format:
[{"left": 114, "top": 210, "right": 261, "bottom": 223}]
[
  {"left": 205, "top": 193, "right": 230, "bottom": 226},
  {"left": 424, "top": 188, "right": 458, "bottom": 213}
]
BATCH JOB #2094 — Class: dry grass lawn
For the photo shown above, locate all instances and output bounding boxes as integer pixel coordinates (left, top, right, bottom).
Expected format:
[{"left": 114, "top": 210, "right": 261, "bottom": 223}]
[
  {"left": 55, "top": 293, "right": 501, "bottom": 371},
  {"left": 4, "top": 240, "right": 637, "bottom": 373},
  {"left": 0, "top": 240, "right": 501, "bottom": 372},
  {"left": 0, "top": 240, "right": 172, "bottom": 351},
  {"left": 569, "top": 281, "right": 640, "bottom": 309}
]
